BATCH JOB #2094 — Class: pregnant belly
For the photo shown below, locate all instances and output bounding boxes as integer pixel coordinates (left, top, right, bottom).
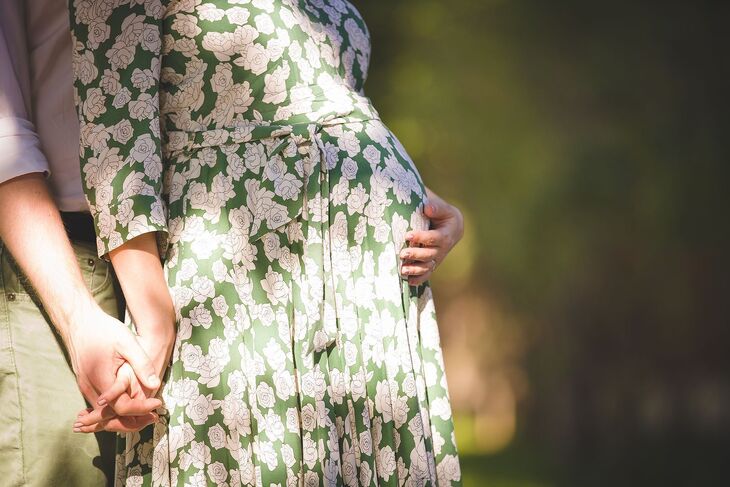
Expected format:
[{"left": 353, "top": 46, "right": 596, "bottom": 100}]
[
  {"left": 321, "top": 118, "right": 427, "bottom": 210},
  {"left": 162, "top": 117, "right": 428, "bottom": 263}
]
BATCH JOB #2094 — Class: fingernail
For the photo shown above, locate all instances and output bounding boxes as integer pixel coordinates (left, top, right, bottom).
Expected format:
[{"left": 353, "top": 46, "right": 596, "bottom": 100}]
[
  {"left": 400, "top": 251, "right": 410, "bottom": 259},
  {"left": 73, "top": 427, "right": 81, "bottom": 433},
  {"left": 405, "top": 232, "right": 414, "bottom": 241},
  {"left": 148, "top": 375, "right": 161, "bottom": 387},
  {"left": 97, "top": 398, "right": 107, "bottom": 406},
  {"left": 73, "top": 422, "right": 82, "bottom": 428},
  {"left": 402, "top": 266, "right": 412, "bottom": 276}
]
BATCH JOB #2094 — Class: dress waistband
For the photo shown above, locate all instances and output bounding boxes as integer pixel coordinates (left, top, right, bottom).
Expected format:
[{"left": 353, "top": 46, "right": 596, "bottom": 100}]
[{"left": 163, "top": 111, "right": 376, "bottom": 155}]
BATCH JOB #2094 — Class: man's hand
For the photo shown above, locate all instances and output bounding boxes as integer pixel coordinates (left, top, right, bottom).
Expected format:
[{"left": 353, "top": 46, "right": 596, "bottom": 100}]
[
  {"left": 400, "top": 188, "right": 465, "bottom": 286},
  {"left": 74, "top": 327, "right": 175, "bottom": 433},
  {"left": 73, "top": 326, "right": 175, "bottom": 433},
  {"left": 66, "top": 301, "right": 162, "bottom": 404},
  {"left": 0, "top": 174, "right": 162, "bottom": 432},
  {"left": 73, "top": 359, "right": 162, "bottom": 433},
  {"left": 65, "top": 301, "right": 163, "bottom": 432},
  {"left": 72, "top": 231, "right": 176, "bottom": 433}
]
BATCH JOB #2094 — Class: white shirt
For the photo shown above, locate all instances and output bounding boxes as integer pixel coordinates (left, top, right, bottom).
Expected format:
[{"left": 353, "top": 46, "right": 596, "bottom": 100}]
[{"left": 0, "top": 0, "right": 86, "bottom": 211}]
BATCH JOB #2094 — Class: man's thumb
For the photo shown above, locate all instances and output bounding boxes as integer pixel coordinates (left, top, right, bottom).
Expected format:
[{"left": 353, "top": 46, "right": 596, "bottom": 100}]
[{"left": 120, "top": 336, "right": 160, "bottom": 390}]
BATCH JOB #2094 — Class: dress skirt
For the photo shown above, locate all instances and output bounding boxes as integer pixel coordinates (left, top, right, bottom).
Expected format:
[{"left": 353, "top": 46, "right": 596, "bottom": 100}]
[{"left": 115, "top": 116, "right": 461, "bottom": 486}]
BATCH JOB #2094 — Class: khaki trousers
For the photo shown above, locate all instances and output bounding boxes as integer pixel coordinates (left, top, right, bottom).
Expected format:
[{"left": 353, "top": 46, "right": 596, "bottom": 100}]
[{"left": 0, "top": 240, "right": 119, "bottom": 486}]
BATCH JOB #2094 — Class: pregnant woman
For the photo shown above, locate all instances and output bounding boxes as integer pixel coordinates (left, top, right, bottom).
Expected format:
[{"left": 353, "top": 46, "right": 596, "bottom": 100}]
[{"left": 70, "top": 0, "right": 461, "bottom": 485}]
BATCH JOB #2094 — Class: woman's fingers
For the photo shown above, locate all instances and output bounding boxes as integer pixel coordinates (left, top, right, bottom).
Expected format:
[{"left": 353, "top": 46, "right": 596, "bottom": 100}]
[
  {"left": 74, "top": 412, "right": 159, "bottom": 434},
  {"left": 405, "top": 229, "right": 443, "bottom": 248},
  {"left": 76, "top": 395, "right": 160, "bottom": 427},
  {"left": 400, "top": 244, "right": 438, "bottom": 285},
  {"left": 74, "top": 404, "right": 116, "bottom": 428},
  {"left": 97, "top": 366, "right": 132, "bottom": 407},
  {"left": 74, "top": 421, "right": 107, "bottom": 434},
  {"left": 99, "top": 362, "right": 163, "bottom": 415},
  {"left": 400, "top": 246, "right": 438, "bottom": 264},
  {"left": 112, "top": 395, "right": 163, "bottom": 416},
  {"left": 103, "top": 412, "right": 159, "bottom": 433},
  {"left": 400, "top": 240, "right": 441, "bottom": 284},
  {"left": 401, "top": 261, "right": 436, "bottom": 277}
]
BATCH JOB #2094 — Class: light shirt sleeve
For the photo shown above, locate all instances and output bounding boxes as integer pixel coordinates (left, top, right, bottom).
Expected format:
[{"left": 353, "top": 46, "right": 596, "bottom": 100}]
[{"left": 0, "top": 0, "right": 50, "bottom": 184}]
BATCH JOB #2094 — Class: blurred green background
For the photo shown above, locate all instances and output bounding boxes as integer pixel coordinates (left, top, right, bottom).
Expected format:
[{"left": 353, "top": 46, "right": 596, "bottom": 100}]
[{"left": 355, "top": 1, "right": 729, "bottom": 485}]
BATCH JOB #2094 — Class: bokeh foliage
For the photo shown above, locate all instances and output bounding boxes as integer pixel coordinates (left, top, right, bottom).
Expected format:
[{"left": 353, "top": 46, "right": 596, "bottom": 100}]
[{"left": 356, "top": 0, "right": 730, "bottom": 485}]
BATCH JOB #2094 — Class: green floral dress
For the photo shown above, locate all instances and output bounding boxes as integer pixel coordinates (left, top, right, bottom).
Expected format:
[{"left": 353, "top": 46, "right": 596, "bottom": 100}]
[{"left": 70, "top": 0, "right": 460, "bottom": 485}]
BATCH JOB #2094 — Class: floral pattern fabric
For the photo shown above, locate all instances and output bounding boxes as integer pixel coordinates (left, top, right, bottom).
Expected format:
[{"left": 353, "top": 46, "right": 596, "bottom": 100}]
[{"left": 70, "top": 0, "right": 460, "bottom": 485}]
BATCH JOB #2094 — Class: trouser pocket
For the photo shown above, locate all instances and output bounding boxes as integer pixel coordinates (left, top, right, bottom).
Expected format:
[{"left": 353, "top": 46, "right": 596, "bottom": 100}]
[{"left": 0, "top": 240, "right": 118, "bottom": 487}]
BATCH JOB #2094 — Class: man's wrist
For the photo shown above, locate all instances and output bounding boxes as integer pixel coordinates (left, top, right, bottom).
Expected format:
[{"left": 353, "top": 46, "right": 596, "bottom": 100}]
[{"left": 55, "top": 293, "right": 99, "bottom": 346}]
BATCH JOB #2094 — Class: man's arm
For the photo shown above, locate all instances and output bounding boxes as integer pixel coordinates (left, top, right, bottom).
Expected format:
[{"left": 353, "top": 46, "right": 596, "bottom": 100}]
[
  {"left": 0, "top": 174, "right": 97, "bottom": 346},
  {"left": 0, "top": 174, "right": 161, "bottom": 403},
  {"left": 0, "top": 1, "right": 160, "bottom": 426}
]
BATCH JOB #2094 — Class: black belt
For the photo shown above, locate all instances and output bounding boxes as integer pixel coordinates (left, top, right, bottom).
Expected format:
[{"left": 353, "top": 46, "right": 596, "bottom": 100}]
[{"left": 60, "top": 212, "right": 96, "bottom": 244}]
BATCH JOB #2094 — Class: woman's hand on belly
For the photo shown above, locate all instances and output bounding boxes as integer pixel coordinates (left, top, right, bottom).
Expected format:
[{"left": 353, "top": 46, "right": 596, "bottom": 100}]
[{"left": 399, "top": 188, "right": 464, "bottom": 286}]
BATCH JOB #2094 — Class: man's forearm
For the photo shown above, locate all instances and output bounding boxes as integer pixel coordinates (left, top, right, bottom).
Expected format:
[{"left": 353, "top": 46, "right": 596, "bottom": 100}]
[{"left": 0, "top": 173, "right": 96, "bottom": 344}]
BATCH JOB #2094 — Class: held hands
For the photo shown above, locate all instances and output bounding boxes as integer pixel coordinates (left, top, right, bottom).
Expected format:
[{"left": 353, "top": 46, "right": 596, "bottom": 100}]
[
  {"left": 66, "top": 302, "right": 165, "bottom": 433},
  {"left": 400, "top": 188, "right": 464, "bottom": 286},
  {"left": 74, "top": 231, "right": 176, "bottom": 433},
  {"left": 74, "top": 362, "right": 160, "bottom": 433},
  {"left": 73, "top": 327, "right": 175, "bottom": 433}
]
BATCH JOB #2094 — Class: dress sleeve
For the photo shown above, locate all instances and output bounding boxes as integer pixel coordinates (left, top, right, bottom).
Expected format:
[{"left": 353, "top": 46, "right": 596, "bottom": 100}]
[
  {"left": 0, "top": 0, "right": 50, "bottom": 183},
  {"left": 69, "top": 0, "right": 168, "bottom": 258}
]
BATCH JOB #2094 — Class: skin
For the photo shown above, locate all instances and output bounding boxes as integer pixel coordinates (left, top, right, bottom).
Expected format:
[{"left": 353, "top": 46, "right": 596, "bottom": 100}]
[
  {"left": 402, "top": 188, "right": 465, "bottom": 286},
  {"left": 74, "top": 232, "right": 175, "bottom": 432},
  {"left": 0, "top": 173, "right": 162, "bottom": 433},
  {"left": 75, "top": 187, "right": 465, "bottom": 432}
]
